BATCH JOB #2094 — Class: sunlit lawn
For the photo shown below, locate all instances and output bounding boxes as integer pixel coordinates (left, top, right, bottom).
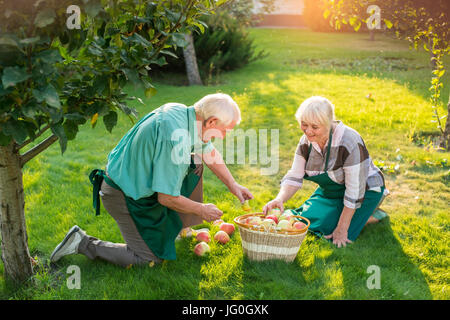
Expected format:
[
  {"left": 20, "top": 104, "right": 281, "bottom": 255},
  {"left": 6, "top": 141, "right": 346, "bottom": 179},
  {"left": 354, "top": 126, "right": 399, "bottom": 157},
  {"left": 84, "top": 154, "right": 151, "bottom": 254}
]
[{"left": 1, "top": 29, "right": 449, "bottom": 299}]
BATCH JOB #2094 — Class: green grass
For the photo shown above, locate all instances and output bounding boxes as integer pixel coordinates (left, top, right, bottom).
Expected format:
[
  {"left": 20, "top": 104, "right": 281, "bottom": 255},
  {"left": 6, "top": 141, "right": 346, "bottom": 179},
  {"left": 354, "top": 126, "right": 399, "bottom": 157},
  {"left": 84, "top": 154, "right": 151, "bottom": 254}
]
[{"left": 1, "top": 29, "right": 449, "bottom": 300}]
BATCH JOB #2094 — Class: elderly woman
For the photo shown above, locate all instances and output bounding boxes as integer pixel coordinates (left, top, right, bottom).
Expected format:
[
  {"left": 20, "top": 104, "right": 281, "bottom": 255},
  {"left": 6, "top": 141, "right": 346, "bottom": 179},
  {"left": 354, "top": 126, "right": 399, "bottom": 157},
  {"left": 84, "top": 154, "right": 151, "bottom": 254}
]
[{"left": 263, "top": 96, "right": 388, "bottom": 247}]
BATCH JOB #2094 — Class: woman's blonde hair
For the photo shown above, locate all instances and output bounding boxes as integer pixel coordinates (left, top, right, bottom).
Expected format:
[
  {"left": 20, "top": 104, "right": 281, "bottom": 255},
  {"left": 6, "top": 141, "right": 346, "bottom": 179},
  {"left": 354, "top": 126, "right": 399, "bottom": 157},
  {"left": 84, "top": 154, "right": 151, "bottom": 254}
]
[
  {"left": 194, "top": 93, "right": 241, "bottom": 126},
  {"left": 295, "top": 96, "right": 335, "bottom": 130}
]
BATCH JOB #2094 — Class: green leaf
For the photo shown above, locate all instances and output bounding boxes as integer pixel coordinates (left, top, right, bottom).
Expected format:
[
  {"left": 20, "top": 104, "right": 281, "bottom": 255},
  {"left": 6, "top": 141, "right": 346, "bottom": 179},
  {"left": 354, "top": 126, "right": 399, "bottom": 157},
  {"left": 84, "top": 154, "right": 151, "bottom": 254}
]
[
  {"left": 122, "top": 68, "right": 140, "bottom": 85},
  {"left": 85, "top": 0, "right": 103, "bottom": 18},
  {"left": 103, "top": 111, "right": 118, "bottom": 133},
  {"left": 51, "top": 123, "right": 67, "bottom": 154},
  {"left": 1, "top": 66, "right": 31, "bottom": 89},
  {"left": 20, "top": 37, "right": 41, "bottom": 45},
  {"left": 3, "top": 120, "right": 28, "bottom": 145},
  {"left": 34, "top": 8, "right": 56, "bottom": 28},
  {"left": 0, "top": 131, "right": 12, "bottom": 146},
  {"left": 171, "top": 33, "right": 188, "bottom": 47},
  {"left": 33, "top": 84, "right": 61, "bottom": 109},
  {"left": 0, "top": 36, "right": 19, "bottom": 48},
  {"left": 64, "top": 121, "right": 79, "bottom": 141}
]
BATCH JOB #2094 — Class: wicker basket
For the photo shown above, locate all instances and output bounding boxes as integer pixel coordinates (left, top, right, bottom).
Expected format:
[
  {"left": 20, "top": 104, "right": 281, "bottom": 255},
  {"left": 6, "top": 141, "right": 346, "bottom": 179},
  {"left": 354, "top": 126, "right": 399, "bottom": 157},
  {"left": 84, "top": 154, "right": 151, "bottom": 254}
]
[{"left": 234, "top": 212, "right": 310, "bottom": 262}]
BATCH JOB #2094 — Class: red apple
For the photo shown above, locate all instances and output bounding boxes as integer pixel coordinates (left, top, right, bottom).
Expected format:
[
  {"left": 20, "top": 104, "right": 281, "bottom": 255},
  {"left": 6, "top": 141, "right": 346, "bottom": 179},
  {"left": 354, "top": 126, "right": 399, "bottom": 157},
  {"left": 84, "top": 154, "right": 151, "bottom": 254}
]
[
  {"left": 265, "top": 214, "right": 278, "bottom": 224},
  {"left": 220, "top": 223, "right": 235, "bottom": 235},
  {"left": 293, "top": 221, "right": 307, "bottom": 230},
  {"left": 214, "top": 230, "right": 230, "bottom": 244},
  {"left": 194, "top": 242, "right": 211, "bottom": 256},
  {"left": 196, "top": 231, "right": 211, "bottom": 243}
]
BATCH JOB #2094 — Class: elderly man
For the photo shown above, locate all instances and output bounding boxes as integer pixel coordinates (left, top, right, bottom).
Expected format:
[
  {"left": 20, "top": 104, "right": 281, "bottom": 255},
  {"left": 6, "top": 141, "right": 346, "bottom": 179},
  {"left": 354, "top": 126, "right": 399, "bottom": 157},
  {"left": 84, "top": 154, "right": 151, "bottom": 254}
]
[{"left": 50, "top": 93, "right": 253, "bottom": 267}]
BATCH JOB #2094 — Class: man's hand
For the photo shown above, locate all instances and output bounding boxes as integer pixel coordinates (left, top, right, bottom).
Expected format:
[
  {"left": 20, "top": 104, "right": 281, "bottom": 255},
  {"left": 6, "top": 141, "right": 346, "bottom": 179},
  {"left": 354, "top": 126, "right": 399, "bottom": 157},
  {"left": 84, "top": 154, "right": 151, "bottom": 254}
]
[
  {"left": 229, "top": 182, "right": 254, "bottom": 204},
  {"left": 200, "top": 203, "right": 223, "bottom": 222},
  {"left": 262, "top": 198, "right": 284, "bottom": 215},
  {"left": 324, "top": 227, "right": 353, "bottom": 248}
]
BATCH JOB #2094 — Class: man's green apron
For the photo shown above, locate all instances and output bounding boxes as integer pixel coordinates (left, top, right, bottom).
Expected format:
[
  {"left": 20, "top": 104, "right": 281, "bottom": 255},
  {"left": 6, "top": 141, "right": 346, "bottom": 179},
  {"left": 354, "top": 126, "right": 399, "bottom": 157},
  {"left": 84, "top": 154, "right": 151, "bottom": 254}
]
[
  {"left": 293, "top": 129, "right": 385, "bottom": 241},
  {"left": 88, "top": 108, "right": 201, "bottom": 261}
]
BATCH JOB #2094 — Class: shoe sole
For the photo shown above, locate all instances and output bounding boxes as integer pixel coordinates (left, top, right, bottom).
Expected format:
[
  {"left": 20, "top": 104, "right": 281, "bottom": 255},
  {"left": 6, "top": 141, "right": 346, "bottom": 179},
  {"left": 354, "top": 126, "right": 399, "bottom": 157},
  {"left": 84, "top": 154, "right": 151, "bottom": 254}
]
[{"left": 50, "top": 225, "right": 80, "bottom": 262}]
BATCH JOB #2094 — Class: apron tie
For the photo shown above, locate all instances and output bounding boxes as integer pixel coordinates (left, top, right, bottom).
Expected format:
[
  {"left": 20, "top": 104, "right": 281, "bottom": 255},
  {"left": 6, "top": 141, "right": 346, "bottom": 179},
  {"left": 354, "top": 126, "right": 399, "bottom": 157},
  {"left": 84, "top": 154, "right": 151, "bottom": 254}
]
[{"left": 89, "top": 169, "right": 106, "bottom": 216}]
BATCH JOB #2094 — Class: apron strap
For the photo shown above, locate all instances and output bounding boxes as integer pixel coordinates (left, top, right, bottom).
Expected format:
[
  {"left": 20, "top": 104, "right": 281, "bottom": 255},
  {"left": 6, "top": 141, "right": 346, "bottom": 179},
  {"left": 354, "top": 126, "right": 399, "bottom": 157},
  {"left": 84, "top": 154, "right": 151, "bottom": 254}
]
[
  {"left": 306, "top": 128, "right": 334, "bottom": 172},
  {"left": 89, "top": 169, "right": 106, "bottom": 216}
]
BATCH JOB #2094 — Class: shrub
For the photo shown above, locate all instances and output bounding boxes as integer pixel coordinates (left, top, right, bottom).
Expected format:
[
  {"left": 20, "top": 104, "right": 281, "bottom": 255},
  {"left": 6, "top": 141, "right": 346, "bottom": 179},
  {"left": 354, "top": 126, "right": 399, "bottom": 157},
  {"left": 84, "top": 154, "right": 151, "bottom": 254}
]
[{"left": 153, "top": 13, "right": 267, "bottom": 82}]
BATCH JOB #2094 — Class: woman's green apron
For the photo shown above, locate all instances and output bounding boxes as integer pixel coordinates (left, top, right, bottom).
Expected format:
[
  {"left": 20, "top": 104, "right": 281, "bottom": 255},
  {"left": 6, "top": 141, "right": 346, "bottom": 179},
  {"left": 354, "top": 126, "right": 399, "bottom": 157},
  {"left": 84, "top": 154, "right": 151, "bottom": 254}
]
[
  {"left": 293, "top": 129, "right": 385, "bottom": 241},
  {"left": 88, "top": 108, "right": 201, "bottom": 261}
]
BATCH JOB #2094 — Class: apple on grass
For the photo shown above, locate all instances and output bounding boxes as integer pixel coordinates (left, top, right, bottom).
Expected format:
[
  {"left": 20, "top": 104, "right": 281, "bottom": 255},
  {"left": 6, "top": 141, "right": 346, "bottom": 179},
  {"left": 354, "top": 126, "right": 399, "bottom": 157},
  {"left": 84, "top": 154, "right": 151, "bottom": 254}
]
[
  {"left": 194, "top": 242, "right": 211, "bottom": 256},
  {"left": 220, "top": 223, "right": 235, "bottom": 235},
  {"left": 214, "top": 230, "right": 230, "bottom": 244},
  {"left": 196, "top": 231, "right": 211, "bottom": 243}
]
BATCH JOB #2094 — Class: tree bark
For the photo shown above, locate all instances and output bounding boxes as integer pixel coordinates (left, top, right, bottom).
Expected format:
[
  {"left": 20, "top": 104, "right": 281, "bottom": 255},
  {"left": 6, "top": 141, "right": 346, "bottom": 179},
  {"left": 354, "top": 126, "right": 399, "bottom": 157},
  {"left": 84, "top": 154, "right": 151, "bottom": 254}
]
[
  {"left": 183, "top": 33, "right": 203, "bottom": 86},
  {"left": 369, "top": 29, "right": 375, "bottom": 41},
  {"left": 0, "top": 141, "right": 33, "bottom": 283}
]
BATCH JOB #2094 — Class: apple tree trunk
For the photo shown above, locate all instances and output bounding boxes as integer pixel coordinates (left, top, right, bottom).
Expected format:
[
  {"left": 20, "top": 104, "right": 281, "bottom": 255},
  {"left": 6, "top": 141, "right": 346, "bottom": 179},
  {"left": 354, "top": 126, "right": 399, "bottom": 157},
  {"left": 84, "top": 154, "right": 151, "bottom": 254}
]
[
  {"left": 0, "top": 141, "right": 33, "bottom": 283},
  {"left": 183, "top": 33, "right": 203, "bottom": 86}
]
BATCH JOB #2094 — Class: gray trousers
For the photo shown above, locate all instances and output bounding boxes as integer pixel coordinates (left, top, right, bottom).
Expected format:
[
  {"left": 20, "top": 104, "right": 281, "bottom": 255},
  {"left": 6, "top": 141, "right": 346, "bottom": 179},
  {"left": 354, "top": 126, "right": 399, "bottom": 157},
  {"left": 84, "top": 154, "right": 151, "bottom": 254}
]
[{"left": 77, "top": 160, "right": 204, "bottom": 268}]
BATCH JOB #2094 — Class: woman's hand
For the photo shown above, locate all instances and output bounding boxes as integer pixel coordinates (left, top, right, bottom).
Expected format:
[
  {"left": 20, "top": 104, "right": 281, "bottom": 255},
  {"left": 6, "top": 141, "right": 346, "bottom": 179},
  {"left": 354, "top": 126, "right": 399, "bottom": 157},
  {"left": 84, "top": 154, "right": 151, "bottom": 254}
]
[
  {"left": 229, "top": 182, "right": 254, "bottom": 204},
  {"left": 262, "top": 198, "right": 284, "bottom": 215},
  {"left": 324, "top": 227, "right": 353, "bottom": 248}
]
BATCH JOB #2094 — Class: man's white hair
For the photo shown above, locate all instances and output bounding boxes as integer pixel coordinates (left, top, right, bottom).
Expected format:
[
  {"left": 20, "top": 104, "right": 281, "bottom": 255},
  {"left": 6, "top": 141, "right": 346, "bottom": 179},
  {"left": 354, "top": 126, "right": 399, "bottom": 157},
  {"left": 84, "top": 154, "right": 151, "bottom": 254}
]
[
  {"left": 295, "top": 96, "right": 335, "bottom": 130},
  {"left": 194, "top": 93, "right": 241, "bottom": 126}
]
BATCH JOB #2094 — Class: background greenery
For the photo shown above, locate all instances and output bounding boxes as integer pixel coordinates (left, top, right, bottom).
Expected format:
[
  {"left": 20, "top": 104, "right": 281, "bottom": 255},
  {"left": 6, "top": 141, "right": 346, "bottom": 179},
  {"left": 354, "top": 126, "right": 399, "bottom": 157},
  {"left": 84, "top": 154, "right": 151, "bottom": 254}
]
[{"left": 1, "top": 28, "right": 449, "bottom": 299}]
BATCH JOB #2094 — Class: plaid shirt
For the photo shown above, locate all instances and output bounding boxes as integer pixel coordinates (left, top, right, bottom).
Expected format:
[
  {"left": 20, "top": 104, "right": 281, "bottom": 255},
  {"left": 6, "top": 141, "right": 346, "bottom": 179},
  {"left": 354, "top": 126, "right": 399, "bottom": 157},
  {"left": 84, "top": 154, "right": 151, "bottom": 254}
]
[{"left": 281, "top": 120, "right": 386, "bottom": 209}]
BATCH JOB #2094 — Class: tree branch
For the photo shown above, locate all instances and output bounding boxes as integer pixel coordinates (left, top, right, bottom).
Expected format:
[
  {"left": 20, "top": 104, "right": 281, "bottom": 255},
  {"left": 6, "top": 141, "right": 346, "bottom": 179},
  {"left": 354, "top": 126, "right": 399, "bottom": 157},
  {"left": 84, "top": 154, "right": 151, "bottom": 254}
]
[
  {"left": 16, "top": 124, "right": 51, "bottom": 152},
  {"left": 20, "top": 134, "right": 58, "bottom": 168}
]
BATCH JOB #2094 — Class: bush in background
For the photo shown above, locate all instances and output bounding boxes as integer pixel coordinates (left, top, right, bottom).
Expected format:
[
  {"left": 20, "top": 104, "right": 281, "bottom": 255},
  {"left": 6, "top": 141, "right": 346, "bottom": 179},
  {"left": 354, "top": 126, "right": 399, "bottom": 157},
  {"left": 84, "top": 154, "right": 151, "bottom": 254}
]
[{"left": 153, "top": 12, "right": 267, "bottom": 83}]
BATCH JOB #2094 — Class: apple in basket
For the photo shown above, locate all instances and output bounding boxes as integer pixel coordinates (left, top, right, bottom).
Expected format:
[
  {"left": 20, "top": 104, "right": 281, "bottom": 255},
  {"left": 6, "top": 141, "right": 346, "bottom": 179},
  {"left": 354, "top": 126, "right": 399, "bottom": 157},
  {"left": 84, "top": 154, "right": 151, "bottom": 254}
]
[
  {"left": 269, "top": 208, "right": 281, "bottom": 218},
  {"left": 194, "top": 242, "right": 211, "bottom": 256},
  {"left": 220, "top": 223, "right": 235, "bottom": 235},
  {"left": 246, "top": 216, "right": 262, "bottom": 226},
  {"left": 214, "top": 230, "right": 230, "bottom": 244},
  {"left": 278, "top": 214, "right": 292, "bottom": 222},
  {"left": 265, "top": 214, "right": 278, "bottom": 224},
  {"left": 196, "top": 231, "right": 211, "bottom": 243},
  {"left": 293, "top": 221, "right": 307, "bottom": 230},
  {"left": 277, "top": 219, "right": 291, "bottom": 230},
  {"left": 260, "top": 219, "right": 276, "bottom": 229}
]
